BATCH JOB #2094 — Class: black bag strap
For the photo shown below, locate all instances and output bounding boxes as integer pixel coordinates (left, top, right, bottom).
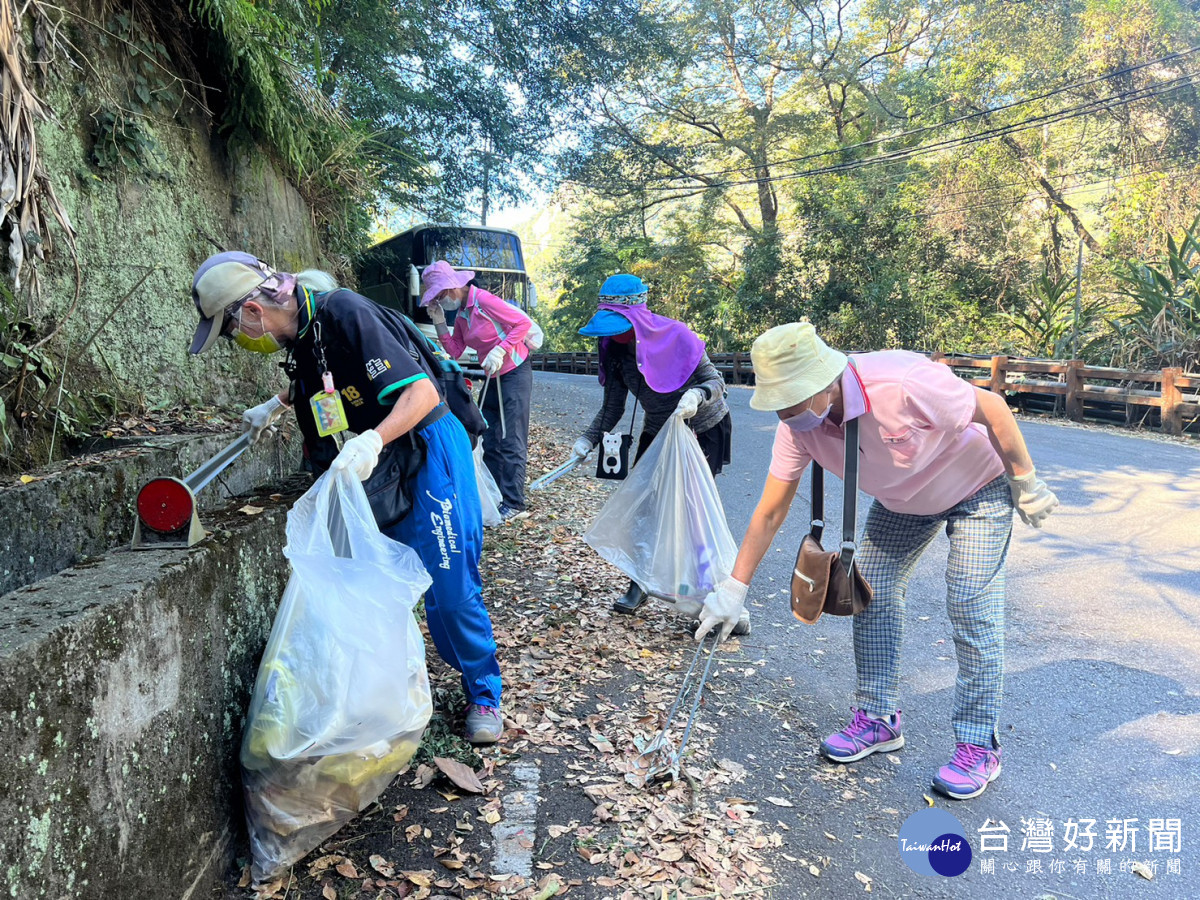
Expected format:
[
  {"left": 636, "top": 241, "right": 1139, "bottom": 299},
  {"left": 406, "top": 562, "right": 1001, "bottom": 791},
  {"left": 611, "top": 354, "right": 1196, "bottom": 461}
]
[
  {"left": 809, "top": 416, "right": 861, "bottom": 569},
  {"left": 626, "top": 393, "right": 640, "bottom": 437}
]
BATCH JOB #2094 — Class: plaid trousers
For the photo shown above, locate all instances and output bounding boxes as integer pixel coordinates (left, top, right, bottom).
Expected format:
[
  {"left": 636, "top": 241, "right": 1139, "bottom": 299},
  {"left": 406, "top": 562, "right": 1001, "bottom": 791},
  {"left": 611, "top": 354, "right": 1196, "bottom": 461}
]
[{"left": 852, "top": 476, "right": 1013, "bottom": 746}]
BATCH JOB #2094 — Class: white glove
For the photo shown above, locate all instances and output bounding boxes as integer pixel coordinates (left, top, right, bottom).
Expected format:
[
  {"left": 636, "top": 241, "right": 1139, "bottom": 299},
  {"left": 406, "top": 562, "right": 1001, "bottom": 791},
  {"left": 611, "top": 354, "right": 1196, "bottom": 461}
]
[
  {"left": 331, "top": 429, "right": 384, "bottom": 481},
  {"left": 426, "top": 303, "right": 446, "bottom": 326},
  {"left": 696, "top": 577, "right": 749, "bottom": 643},
  {"left": 675, "top": 387, "right": 705, "bottom": 420},
  {"left": 572, "top": 438, "right": 594, "bottom": 459},
  {"left": 1007, "top": 467, "right": 1059, "bottom": 528},
  {"left": 482, "top": 345, "right": 507, "bottom": 376},
  {"left": 241, "top": 395, "right": 288, "bottom": 445}
]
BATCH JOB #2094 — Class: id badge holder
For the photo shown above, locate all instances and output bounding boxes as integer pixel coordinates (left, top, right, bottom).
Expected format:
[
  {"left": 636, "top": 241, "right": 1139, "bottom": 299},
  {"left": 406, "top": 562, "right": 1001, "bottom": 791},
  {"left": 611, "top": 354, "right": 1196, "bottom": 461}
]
[{"left": 310, "top": 371, "right": 349, "bottom": 438}]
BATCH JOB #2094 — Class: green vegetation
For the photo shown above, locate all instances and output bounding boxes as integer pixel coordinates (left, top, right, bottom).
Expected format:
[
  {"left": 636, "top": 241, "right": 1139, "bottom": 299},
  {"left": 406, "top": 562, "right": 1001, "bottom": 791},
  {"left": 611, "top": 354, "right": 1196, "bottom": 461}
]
[{"left": 534, "top": 0, "right": 1200, "bottom": 369}]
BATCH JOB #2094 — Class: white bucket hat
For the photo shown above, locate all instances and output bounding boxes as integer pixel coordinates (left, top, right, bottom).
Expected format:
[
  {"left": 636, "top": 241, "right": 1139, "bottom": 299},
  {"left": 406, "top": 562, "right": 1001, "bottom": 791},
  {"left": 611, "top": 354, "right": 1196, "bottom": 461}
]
[{"left": 749, "top": 322, "right": 848, "bottom": 411}]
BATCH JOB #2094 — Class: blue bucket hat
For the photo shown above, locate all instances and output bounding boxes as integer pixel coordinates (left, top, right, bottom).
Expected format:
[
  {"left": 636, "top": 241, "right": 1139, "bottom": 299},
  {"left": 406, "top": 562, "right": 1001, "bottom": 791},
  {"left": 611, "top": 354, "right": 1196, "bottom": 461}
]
[{"left": 579, "top": 309, "right": 633, "bottom": 337}]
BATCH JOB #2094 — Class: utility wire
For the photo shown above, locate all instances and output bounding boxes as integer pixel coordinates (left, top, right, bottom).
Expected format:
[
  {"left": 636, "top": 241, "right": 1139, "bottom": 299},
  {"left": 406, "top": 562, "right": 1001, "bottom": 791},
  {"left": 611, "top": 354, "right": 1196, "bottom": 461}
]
[
  {"left": 629, "top": 72, "right": 1200, "bottom": 193},
  {"left": 572, "top": 65, "right": 1200, "bottom": 197},
  {"left": 616, "top": 45, "right": 1200, "bottom": 183}
]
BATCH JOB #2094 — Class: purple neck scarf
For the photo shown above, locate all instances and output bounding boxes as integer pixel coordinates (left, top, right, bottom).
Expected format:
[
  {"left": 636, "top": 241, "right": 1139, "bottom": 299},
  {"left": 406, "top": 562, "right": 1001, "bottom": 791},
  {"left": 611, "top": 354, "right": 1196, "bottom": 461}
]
[{"left": 596, "top": 302, "right": 706, "bottom": 394}]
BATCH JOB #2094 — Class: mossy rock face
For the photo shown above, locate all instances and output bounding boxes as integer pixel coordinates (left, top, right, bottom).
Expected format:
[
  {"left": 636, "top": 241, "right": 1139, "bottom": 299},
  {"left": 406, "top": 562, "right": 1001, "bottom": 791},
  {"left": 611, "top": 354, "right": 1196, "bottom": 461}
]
[{"left": 27, "top": 17, "right": 329, "bottom": 415}]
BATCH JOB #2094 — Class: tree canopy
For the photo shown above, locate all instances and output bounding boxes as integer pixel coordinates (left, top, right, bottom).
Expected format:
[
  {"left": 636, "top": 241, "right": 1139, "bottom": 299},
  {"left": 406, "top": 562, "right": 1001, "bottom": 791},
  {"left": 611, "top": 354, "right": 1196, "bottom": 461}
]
[{"left": 535, "top": 0, "right": 1200, "bottom": 367}]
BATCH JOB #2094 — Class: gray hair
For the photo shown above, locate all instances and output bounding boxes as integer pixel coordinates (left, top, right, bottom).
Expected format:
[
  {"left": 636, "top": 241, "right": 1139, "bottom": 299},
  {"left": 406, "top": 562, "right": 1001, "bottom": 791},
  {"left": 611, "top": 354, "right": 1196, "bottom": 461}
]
[{"left": 295, "top": 269, "right": 339, "bottom": 293}]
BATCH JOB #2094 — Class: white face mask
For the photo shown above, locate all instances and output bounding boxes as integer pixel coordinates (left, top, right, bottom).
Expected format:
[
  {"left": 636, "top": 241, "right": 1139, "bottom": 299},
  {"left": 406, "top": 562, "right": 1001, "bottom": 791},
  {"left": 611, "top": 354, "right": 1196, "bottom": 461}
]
[
  {"left": 438, "top": 294, "right": 461, "bottom": 312},
  {"left": 784, "top": 395, "right": 832, "bottom": 432}
]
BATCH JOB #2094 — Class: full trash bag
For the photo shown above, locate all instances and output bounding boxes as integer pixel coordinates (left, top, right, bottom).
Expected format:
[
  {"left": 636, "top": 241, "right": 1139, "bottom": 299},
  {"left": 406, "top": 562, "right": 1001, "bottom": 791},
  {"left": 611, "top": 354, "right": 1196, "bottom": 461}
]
[
  {"left": 475, "top": 442, "right": 503, "bottom": 527},
  {"left": 584, "top": 413, "right": 737, "bottom": 616},
  {"left": 240, "top": 469, "right": 433, "bottom": 882}
]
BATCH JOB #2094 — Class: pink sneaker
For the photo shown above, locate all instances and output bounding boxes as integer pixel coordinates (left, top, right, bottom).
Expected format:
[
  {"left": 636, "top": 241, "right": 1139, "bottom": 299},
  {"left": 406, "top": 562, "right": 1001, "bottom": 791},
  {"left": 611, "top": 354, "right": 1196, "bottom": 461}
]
[
  {"left": 931, "top": 739, "right": 1002, "bottom": 800},
  {"left": 819, "top": 708, "right": 904, "bottom": 762}
]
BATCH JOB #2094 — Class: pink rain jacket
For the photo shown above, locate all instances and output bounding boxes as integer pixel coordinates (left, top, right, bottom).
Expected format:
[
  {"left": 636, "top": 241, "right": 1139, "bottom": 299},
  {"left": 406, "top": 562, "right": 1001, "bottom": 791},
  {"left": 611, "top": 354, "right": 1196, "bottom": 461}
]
[{"left": 439, "top": 287, "right": 531, "bottom": 376}]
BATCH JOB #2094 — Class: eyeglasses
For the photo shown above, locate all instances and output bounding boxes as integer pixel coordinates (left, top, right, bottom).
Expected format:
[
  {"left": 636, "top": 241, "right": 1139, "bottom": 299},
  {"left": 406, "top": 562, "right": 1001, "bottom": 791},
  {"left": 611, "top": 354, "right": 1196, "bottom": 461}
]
[{"left": 218, "top": 274, "right": 285, "bottom": 339}]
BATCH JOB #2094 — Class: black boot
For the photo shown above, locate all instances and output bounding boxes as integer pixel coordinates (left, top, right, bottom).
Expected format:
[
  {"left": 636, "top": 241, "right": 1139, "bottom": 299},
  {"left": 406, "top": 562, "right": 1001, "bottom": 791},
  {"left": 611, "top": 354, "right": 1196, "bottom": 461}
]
[{"left": 613, "top": 580, "right": 649, "bottom": 615}]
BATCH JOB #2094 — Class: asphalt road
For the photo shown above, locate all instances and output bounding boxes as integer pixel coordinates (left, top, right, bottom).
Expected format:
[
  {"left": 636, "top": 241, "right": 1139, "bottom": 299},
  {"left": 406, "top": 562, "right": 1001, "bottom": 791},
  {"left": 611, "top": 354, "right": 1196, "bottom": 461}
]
[{"left": 531, "top": 371, "right": 1200, "bottom": 899}]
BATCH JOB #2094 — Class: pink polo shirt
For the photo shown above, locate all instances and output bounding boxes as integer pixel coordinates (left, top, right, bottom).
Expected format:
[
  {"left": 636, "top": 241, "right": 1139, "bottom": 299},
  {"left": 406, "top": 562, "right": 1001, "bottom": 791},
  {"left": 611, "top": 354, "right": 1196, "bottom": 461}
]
[{"left": 769, "top": 350, "right": 1004, "bottom": 515}]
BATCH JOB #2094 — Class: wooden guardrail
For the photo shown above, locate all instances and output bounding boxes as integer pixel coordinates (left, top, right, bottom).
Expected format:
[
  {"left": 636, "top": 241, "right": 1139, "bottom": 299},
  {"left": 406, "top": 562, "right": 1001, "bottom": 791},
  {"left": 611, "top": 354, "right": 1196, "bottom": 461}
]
[
  {"left": 931, "top": 353, "right": 1199, "bottom": 435},
  {"left": 528, "top": 351, "right": 1200, "bottom": 435}
]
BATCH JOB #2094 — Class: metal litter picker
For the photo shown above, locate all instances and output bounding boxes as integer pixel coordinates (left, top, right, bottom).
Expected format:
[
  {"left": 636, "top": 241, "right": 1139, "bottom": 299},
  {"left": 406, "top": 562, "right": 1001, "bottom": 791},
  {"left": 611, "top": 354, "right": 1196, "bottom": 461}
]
[{"left": 632, "top": 629, "right": 722, "bottom": 787}]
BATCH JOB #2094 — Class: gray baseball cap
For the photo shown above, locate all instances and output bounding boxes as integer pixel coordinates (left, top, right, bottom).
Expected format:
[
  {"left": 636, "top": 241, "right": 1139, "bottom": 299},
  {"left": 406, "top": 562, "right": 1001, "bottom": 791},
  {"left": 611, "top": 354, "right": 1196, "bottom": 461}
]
[{"left": 189, "top": 251, "right": 276, "bottom": 354}]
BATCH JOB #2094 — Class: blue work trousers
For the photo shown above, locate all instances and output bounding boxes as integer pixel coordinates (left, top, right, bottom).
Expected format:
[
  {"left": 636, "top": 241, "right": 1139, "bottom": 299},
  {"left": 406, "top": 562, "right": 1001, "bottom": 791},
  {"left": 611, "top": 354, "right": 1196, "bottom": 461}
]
[{"left": 383, "top": 413, "right": 502, "bottom": 708}]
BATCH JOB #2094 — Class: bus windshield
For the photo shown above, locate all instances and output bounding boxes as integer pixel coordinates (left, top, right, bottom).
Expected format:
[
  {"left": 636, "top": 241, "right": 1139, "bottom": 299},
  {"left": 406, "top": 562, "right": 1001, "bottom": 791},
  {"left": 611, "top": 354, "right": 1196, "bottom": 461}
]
[
  {"left": 420, "top": 228, "right": 524, "bottom": 272},
  {"left": 356, "top": 225, "right": 532, "bottom": 322}
]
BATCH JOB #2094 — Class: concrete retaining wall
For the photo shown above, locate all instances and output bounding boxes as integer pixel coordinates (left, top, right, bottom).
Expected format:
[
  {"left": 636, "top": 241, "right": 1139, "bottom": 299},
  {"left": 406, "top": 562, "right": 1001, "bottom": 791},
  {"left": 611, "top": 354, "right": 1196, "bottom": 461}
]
[
  {"left": 0, "top": 490, "right": 298, "bottom": 899},
  {"left": 0, "top": 429, "right": 298, "bottom": 596}
]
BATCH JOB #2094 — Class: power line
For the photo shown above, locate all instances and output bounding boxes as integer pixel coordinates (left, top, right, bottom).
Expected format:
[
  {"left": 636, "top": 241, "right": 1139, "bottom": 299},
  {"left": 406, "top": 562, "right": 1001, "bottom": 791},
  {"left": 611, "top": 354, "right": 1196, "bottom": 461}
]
[
  {"left": 631, "top": 71, "right": 1200, "bottom": 193},
  {"left": 603, "top": 44, "right": 1200, "bottom": 184},
  {"left": 571, "top": 64, "right": 1200, "bottom": 199}
]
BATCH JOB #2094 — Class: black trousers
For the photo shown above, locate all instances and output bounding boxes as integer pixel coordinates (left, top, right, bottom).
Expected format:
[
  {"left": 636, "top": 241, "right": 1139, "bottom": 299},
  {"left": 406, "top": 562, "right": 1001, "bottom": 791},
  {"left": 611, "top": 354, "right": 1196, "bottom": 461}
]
[
  {"left": 634, "top": 412, "right": 733, "bottom": 477},
  {"left": 480, "top": 358, "right": 533, "bottom": 510}
]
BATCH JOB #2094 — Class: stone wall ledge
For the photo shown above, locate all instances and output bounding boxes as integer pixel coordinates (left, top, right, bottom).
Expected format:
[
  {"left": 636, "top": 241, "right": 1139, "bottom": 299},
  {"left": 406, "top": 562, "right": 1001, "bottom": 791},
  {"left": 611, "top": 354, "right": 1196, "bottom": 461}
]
[{"left": 0, "top": 483, "right": 302, "bottom": 899}]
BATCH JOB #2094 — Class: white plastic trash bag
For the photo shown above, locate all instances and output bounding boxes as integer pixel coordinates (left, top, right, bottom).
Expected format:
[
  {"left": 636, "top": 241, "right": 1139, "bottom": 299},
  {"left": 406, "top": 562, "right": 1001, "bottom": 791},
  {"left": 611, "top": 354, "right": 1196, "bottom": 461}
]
[
  {"left": 240, "top": 469, "right": 433, "bottom": 882},
  {"left": 475, "top": 442, "right": 503, "bottom": 527},
  {"left": 584, "top": 413, "right": 737, "bottom": 616}
]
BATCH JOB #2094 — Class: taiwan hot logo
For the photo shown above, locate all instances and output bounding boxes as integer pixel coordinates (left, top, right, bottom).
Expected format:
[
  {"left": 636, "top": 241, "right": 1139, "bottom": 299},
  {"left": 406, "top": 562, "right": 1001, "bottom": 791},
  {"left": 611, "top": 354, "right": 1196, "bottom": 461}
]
[{"left": 898, "top": 808, "right": 972, "bottom": 877}]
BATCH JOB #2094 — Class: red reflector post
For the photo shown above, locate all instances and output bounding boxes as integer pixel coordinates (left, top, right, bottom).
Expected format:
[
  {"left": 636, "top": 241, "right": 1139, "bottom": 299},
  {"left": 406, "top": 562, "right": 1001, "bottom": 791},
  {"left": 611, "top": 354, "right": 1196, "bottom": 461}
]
[{"left": 136, "top": 478, "right": 195, "bottom": 534}]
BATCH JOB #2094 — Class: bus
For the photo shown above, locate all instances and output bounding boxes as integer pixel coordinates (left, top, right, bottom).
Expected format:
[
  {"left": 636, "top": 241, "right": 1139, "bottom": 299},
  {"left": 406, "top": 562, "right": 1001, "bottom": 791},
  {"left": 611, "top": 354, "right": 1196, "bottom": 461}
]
[{"left": 355, "top": 224, "right": 538, "bottom": 353}]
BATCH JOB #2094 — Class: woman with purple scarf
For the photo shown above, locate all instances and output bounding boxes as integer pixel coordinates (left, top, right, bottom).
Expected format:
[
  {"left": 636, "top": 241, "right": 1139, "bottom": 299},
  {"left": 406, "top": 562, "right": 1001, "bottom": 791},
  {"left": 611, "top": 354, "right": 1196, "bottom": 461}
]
[{"left": 572, "top": 274, "right": 733, "bottom": 614}]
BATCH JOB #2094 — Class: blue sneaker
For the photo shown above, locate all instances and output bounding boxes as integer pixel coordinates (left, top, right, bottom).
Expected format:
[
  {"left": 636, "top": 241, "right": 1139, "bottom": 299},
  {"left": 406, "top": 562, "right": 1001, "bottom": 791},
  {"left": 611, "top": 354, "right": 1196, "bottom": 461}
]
[
  {"left": 497, "top": 503, "right": 528, "bottom": 523},
  {"left": 820, "top": 708, "right": 904, "bottom": 762}
]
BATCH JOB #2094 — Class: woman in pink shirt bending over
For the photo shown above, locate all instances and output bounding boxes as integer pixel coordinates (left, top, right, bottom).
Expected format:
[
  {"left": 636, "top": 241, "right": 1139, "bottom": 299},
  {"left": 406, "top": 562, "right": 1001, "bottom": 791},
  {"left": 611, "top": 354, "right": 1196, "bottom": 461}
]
[
  {"left": 422, "top": 261, "right": 538, "bottom": 522},
  {"left": 696, "top": 322, "right": 1058, "bottom": 801}
]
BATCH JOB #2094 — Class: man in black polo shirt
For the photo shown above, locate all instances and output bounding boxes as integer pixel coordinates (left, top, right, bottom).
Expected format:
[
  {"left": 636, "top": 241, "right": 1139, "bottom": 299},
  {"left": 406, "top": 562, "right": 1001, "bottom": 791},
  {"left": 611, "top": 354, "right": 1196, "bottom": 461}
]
[{"left": 189, "top": 251, "right": 503, "bottom": 744}]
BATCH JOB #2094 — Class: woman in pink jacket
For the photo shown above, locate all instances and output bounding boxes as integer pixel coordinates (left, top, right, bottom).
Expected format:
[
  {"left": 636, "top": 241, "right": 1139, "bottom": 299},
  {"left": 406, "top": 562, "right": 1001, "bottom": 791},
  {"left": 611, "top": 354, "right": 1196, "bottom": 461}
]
[{"left": 422, "top": 260, "right": 534, "bottom": 521}]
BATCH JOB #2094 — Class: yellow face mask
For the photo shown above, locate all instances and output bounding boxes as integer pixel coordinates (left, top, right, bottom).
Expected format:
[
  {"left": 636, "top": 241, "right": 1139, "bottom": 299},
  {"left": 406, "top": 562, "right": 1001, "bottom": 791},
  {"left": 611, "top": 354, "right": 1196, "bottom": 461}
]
[
  {"left": 231, "top": 306, "right": 285, "bottom": 354},
  {"left": 233, "top": 330, "right": 283, "bottom": 354}
]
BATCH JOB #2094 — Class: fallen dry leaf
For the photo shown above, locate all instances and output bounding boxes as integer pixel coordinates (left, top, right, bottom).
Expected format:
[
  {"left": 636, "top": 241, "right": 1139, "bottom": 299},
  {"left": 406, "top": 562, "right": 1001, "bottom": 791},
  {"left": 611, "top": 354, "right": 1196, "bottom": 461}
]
[
  {"left": 765, "top": 797, "right": 794, "bottom": 807},
  {"left": 434, "top": 756, "right": 484, "bottom": 793},
  {"left": 334, "top": 860, "right": 358, "bottom": 879},
  {"left": 238, "top": 504, "right": 265, "bottom": 515},
  {"left": 369, "top": 854, "right": 395, "bottom": 878},
  {"left": 321, "top": 884, "right": 336, "bottom": 900}
]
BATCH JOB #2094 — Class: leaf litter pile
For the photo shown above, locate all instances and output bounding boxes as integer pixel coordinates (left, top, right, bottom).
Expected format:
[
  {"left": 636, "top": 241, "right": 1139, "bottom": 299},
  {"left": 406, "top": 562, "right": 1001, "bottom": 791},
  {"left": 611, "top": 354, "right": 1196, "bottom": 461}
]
[{"left": 226, "top": 424, "right": 785, "bottom": 900}]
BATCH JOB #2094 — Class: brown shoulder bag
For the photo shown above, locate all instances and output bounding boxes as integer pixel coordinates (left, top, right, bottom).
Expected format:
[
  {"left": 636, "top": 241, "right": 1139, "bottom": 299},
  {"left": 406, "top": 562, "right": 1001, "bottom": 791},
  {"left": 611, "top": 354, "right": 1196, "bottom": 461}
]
[{"left": 790, "top": 416, "right": 873, "bottom": 624}]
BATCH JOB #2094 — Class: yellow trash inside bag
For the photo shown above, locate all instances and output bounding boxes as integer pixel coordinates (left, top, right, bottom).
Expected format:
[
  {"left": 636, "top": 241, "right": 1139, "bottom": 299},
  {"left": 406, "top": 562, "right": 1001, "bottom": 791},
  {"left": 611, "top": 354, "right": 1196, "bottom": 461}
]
[{"left": 240, "top": 471, "right": 433, "bottom": 883}]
